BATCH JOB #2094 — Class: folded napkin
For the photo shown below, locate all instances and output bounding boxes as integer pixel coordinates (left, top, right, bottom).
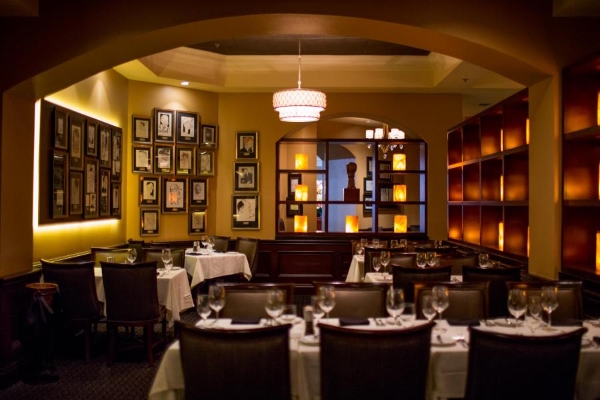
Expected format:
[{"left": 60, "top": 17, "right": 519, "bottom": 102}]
[
  {"left": 549, "top": 319, "right": 583, "bottom": 327},
  {"left": 339, "top": 318, "right": 370, "bottom": 326},
  {"left": 231, "top": 317, "right": 261, "bottom": 325},
  {"left": 188, "top": 252, "right": 203, "bottom": 256},
  {"left": 447, "top": 319, "right": 481, "bottom": 326}
]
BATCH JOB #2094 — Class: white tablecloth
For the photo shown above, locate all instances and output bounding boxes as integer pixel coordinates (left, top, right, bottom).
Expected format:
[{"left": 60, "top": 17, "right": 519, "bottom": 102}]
[
  {"left": 94, "top": 267, "right": 193, "bottom": 327},
  {"left": 345, "top": 255, "right": 364, "bottom": 282},
  {"left": 184, "top": 251, "right": 251, "bottom": 287}
]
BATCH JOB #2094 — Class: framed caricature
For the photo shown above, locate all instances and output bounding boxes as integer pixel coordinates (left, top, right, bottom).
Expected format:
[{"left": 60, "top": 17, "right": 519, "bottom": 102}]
[
  {"left": 176, "top": 146, "right": 195, "bottom": 175},
  {"left": 54, "top": 108, "right": 68, "bottom": 150},
  {"left": 188, "top": 209, "right": 207, "bottom": 235},
  {"left": 366, "top": 156, "right": 373, "bottom": 177},
  {"left": 69, "top": 170, "right": 83, "bottom": 215},
  {"left": 140, "top": 176, "right": 159, "bottom": 206},
  {"left": 176, "top": 111, "right": 199, "bottom": 145},
  {"left": 154, "top": 108, "right": 175, "bottom": 143},
  {"left": 233, "top": 161, "right": 259, "bottom": 192},
  {"left": 70, "top": 117, "right": 84, "bottom": 171},
  {"left": 52, "top": 151, "right": 68, "bottom": 218},
  {"left": 111, "top": 129, "right": 122, "bottom": 182},
  {"left": 200, "top": 124, "right": 218, "bottom": 149},
  {"left": 85, "top": 119, "right": 97, "bottom": 157},
  {"left": 197, "top": 150, "right": 215, "bottom": 176},
  {"left": 189, "top": 178, "right": 208, "bottom": 207},
  {"left": 132, "top": 145, "right": 153, "bottom": 173},
  {"left": 286, "top": 173, "right": 302, "bottom": 217},
  {"left": 132, "top": 115, "right": 152, "bottom": 144},
  {"left": 84, "top": 158, "right": 98, "bottom": 218},
  {"left": 363, "top": 193, "right": 373, "bottom": 215},
  {"left": 99, "top": 125, "right": 111, "bottom": 168},
  {"left": 236, "top": 131, "right": 258, "bottom": 159},
  {"left": 154, "top": 145, "right": 174, "bottom": 174},
  {"left": 232, "top": 194, "right": 260, "bottom": 230},
  {"left": 162, "top": 177, "right": 186, "bottom": 213},
  {"left": 140, "top": 209, "right": 159, "bottom": 236},
  {"left": 364, "top": 177, "right": 373, "bottom": 193},
  {"left": 99, "top": 168, "right": 111, "bottom": 216},
  {"left": 111, "top": 183, "right": 121, "bottom": 217}
]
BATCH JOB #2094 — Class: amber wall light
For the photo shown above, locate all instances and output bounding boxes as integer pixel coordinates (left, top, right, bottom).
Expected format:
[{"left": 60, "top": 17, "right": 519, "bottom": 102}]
[
  {"left": 393, "top": 185, "right": 407, "bottom": 202},
  {"left": 295, "top": 184, "right": 308, "bottom": 201},
  {"left": 294, "top": 215, "right": 308, "bottom": 233},
  {"left": 596, "top": 231, "right": 600, "bottom": 273},
  {"left": 498, "top": 222, "right": 504, "bottom": 251},
  {"left": 392, "top": 154, "right": 406, "bottom": 171},
  {"left": 394, "top": 215, "right": 407, "bottom": 233},
  {"left": 345, "top": 216, "right": 359, "bottom": 233},
  {"left": 295, "top": 154, "right": 308, "bottom": 170}
]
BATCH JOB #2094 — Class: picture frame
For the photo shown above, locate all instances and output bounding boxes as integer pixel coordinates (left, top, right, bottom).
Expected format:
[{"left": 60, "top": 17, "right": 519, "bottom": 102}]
[
  {"left": 132, "top": 115, "right": 152, "bottom": 144},
  {"left": 366, "top": 156, "right": 373, "bottom": 177},
  {"left": 84, "top": 158, "right": 98, "bottom": 218},
  {"left": 363, "top": 193, "right": 373, "bottom": 214},
  {"left": 140, "top": 208, "right": 160, "bottom": 236},
  {"left": 111, "top": 129, "right": 122, "bottom": 182},
  {"left": 52, "top": 151, "right": 68, "bottom": 218},
  {"left": 236, "top": 131, "right": 258, "bottom": 159},
  {"left": 154, "top": 108, "right": 175, "bottom": 143},
  {"left": 69, "top": 117, "right": 84, "bottom": 171},
  {"left": 85, "top": 119, "right": 98, "bottom": 157},
  {"left": 189, "top": 178, "right": 208, "bottom": 207},
  {"left": 197, "top": 150, "right": 215, "bottom": 176},
  {"left": 200, "top": 124, "right": 218, "bottom": 149},
  {"left": 99, "top": 125, "right": 111, "bottom": 168},
  {"left": 54, "top": 108, "right": 68, "bottom": 150},
  {"left": 176, "top": 111, "right": 199, "bottom": 145},
  {"left": 99, "top": 168, "right": 111, "bottom": 216},
  {"left": 176, "top": 146, "right": 195, "bottom": 175},
  {"left": 232, "top": 194, "right": 260, "bottom": 230},
  {"left": 162, "top": 177, "right": 186, "bottom": 213},
  {"left": 379, "top": 160, "right": 392, "bottom": 181},
  {"left": 286, "top": 173, "right": 302, "bottom": 217},
  {"left": 154, "top": 145, "right": 174, "bottom": 174},
  {"left": 69, "top": 170, "right": 83, "bottom": 215},
  {"left": 233, "top": 161, "right": 259, "bottom": 192},
  {"left": 364, "top": 177, "right": 373, "bottom": 193},
  {"left": 132, "top": 145, "right": 153, "bottom": 173},
  {"left": 111, "top": 183, "right": 121, "bottom": 217},
  {"left": 286, "top": 203, "right": 303, "bottom": 217},
  {"left": 188, "top": 208, "right": 207, "bottom": 235},
  {"left": 140, "top": 176, "right": 160, "bottom": 206}
]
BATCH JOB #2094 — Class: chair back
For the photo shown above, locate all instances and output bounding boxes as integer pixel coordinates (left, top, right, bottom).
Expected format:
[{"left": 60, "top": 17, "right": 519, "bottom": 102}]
[
  {"left": 437, "top": 254, "right": 478, "bottom": 275},
  {"left": 313, "top": 282, "right": 388, "bottom": 318},
  {"left": 462, "top": 265, "right": 521, "bottom": 317},
  {"left": 100, "top": 261, "right": 160, "bottom": 323},
  {"left": 364, "top": 246, "right": 394, "bottom": 274},
  {"left": 414, "top": 282, "right": 489, "bottom": 320},
  {"left": 389, "top": 252, "right": 416, "bottom": 268},
  {"left": 506, "top": 281, "right": 584, "bottom": 323},
  {"left": 235, "top": 237, "right": 259, "bottom": 275},
  {"left": 142, "top": 247, "right": 184, "bottom": 268},
  {"left": 219, "top": 283, "right": 295, "bottom": 319},
  {"left": 91, "top": 246, "right": 129, "bottom": 266},
  {"left": 464, "top": 326, "right": 586, "bottom": 400},
  {"left": 319, "top": 321, "right": 435, "bottom": 400},
  {"left": 392, "top": 265, "right": 452, "bottom": 302},
  {"left": 40, "top": 259, "right": 102, "bottom": 320},
  {"left": 211, "top": 236, "right": 230, "bottom": 253},
  {"left": 177, "top": 321, "right": 291, "bottom": 400}
]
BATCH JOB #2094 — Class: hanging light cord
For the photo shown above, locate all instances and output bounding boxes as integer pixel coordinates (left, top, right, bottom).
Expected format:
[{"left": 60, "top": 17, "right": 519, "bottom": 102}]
[{"left": 297, "top": 39, "right": 302, "bottom": 89}]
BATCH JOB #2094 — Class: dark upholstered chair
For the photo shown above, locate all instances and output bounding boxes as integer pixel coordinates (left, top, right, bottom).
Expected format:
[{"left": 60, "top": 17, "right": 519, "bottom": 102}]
[
  {"left": 389, "top": 252, "right": 417, "bottom": 268},
  {"left": 211, "top": 235, "right": 230, "bottom": 253},
  {"left": 142, "top": 247, "right": 185, "bottom": 268},
  {"left": 462, "top": 265, "right": 521, "bottom": 317},
  {"left": 414, "top": 282, "right": 489, "bottom": 320},
  {"left": 219, "top": 283, "right": 295, "bottom": 319},
  {"left": 176, "top": 321, "right": 291, "bottom": 400},
  {"left": 313, "top": 282, "right": 388, "bottom": 318},
  {"left": 391, "top": 265, "right": 452, "bottom": 302},
  {"left": 437, "top": 253, "right": 478, "bottom": 275},
  {"left": 90, "top": 246, "right": 130, "bottom": 266},
  {"left": 319, "top": 321, "right": 435, "bottom": 400},
  {"left": 464, "top": 326, "right": 587, "bottom": 400},
  {"left": 235, "top": 237, "right": 259, "bottom": 276},
  {"left": 100, "top": 261, "right": 166, "bottom": 366},
  {"left": 506, "top": 281, "right": 584, "bottom": 323},
  {"left": 40, "top": 259, "right": 104, "bottom": 363}
]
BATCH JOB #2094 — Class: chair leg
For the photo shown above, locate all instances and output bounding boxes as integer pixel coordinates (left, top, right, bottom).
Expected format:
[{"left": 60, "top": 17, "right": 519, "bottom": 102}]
[
  {"left": 144, "top": 324, "right": 154, "bottom": 367},
  {"left": 107, "top": 324, "right": 116, "bottom": 367}
]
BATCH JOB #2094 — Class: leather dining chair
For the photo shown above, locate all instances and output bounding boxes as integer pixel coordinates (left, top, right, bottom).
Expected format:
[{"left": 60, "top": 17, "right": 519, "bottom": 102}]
[
  {"left": 437, "top": 253, "right": 478, "bottom": 275},
  {"left": 234, "top": 237, "right": 259, "bottom": 276},
  {"left": 90, "top": 246, "right": 130, "bottom": 266},
  {"left": 414, "top": 281, "right": 489, "bottom": 320},
  {"left": 313, "top": 281, "right": 388, "bottom": 318},
  {"left": 391, "top": 265, "right": 452, "bottom": 303},
  {"left": 389, "top": 252, "right": 417, "bottom": 268},
  {"left": 218, "top": 282, "right": 295, "bottom": 319},
  {"left": 40, "top": 259, "right": 104, "bottom": 363},
  {"left": 319, "top": 321, "right": 435, "bottom": 400},
  {"left": 462, "top": 265, "right": 522, "bottom": 318},
  {"left": 142, "top": 247, "right": 185, "bottom": 268},
  {"left": 100, "top": 261, "right": 166, "bottom": 367},
  {"left": 464, "top": 326, "right": 587, "bottom": 400},
  {"left": 211, "top": 235, "right": 231, "bottom": 253},
  {"left": 176, "top": 321, "right": 291, "bottom": 400}
]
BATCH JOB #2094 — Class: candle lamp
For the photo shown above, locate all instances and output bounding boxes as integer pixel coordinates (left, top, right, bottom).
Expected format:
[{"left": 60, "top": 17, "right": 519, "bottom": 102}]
[
  {"left": 294, "top": 215, "right": 308, "bottom": 233},
  {"left": 295, "top": 154, "right": 308, "bottom": 170},
  {"left": 345, "top": 216, "right": 359, "bottom": 233},
  {"left": 295, "top": 184, "right": 308, "bottom": 201},
  {"left": 393, "top": 153, "right": 406, "bottom": 171},
  {"left": 394, "top": 215, "right": 407, "bottom": 233},
  {"left": 393, "top": 185, "right": 407, "bottom": 202}
]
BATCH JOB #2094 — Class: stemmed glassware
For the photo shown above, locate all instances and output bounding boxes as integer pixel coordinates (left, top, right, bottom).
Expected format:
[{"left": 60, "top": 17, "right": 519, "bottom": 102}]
[
  {"left": 416, "top": 253, "right": 427, "bottom": 268},
  {"left": 356, "top": 244, "right": 364, "bottom": 256},
  {"left": 372, "top": 238, "right": 380, "bottom": 248},
  {"left": 208, "top": 285, "right": 226, "bottom": 326},
  {"left": 426, "top": 252, "right": 436, "bottom": 267},
  {"left": 311, "top": 296, "right": 325, "bottom": 339},
  {"left": 541, "top": 286, "right": 559, "bottom": 329},
  {"left": 390, "top": 240, "right": 399, "bottom": 249},
  {"left": 372, "top": 257, "right": 381, "bottom": 276},
  {"left": 265, "top": 290, "right": 285, "bottom": 325},
  {"left": 318, "top": 285, "right": 336, "bottom": 320},
  {"left": 431, "top": 285, "right": 449, "bottom": 324},
  {"left": 207, "top": 236, "right": 215, "bottom": 251},
  {"left": 196, "top": 294, "right": 212, "bottom": 327},
  {"left": 401, "top": 302, "right": 416, "bottom": 327},
  {"left": 399, "top": 239, "right": 408, "bottom": 251},
  {"left": 161, "top": 248, "right": 173, "bottom": 274},
  {"left": 507, "top": 289, "right": 527, "bottom": 325},
  {"left": 527, "top": 295, "right": 542, "bottom": 333},
  {"left": 478, "top": 252, "right": 489, "bottom": 268},
  {"left": 422, "top": 295, "right": 437, "bottom": 323},
  {"left": 379, "top": 251, "right": 390, "bottom": 275},
  {"left": 126, "top": 248, "right": 137, "bottom": 264},
  {"left": 201, "top": 235, "right": 209, "bottom": 248},
  {"left": 386, "top": 288, "right": 405, "bottom": 325}
]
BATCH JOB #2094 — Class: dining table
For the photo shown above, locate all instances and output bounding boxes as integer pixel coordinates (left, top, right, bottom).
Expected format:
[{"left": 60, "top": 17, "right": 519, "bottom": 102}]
[
  {"left": 183, "top": 249, "right": 251, "bottom": 288},
  {"left": 345, "top": 254, "right": 364, "bottom": 282}
]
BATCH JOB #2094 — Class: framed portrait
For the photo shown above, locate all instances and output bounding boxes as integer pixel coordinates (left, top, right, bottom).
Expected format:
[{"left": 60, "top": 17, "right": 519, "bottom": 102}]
[
  {"left": 54, "top": 108, "right": 68, "bottom": 150},
  {"left": 232, "top": 194, "right": 260, "bottom": 230},
  {"left": 200, "top": 124, "right": 218, "bottom": 149},
  {"left": 363, "top": 193, "right": 373, "bottom": 215},
  {"left": 140, "top": 176, "right": 159, "bottom": 206},
  {"left": 111, "top": 183, "right": 121, "bottom": 217},
  {"left": 188, "top": 209, "right": 207, "bottom": 235},
  {"left": 140, "top": 209, "right": 160, "bottom": 236},
  {"left": 69, "top": 117, "right": 84, "bottom": 171},
  {"left": 286, "top": 173, "right": 302, "bottom": 217},
  {"left": 189, "top": 178, "right": 208, "bottom": 207},
  {"left": 379, "top": 160, "right": 392, "bottom": 181},
  {"left": 99, "top": 125, "right": 111, "bottom": 168},
  {"left": 85, "top": 119, "right": 97, "bottom": 157},
  {"left": 132, "top": 145, "right": 153, "bottom": 173},
  {"left": 154, "top": 145, "right": 174, "bottom": 174},
  {"left": 197, "top": 150, "right": 215, "bottom": 176},
  {"left": 236, "top": 131, "right": 258, "bottom": 159},
  {"left": 99, "top": 168, "right": 111, "bottom": 216},
  {"left": 233, "top": 161, "right": 259, "bottom": 192},
  {"left": 132, "top": 115, "right": 152, "bottom": 144},
  {"left": 111, "top": 129, "right": 122, "bottom": 182},
  {"left": 69, "top": 170, "right": 83, "bottom": 215},
  {"left": 52, "top": 151, "right": 68, "bottom": 218},
  {"left": 83, "top": 158, "right": 98, "bottom": 218},
  {"left": 154, "top": 108, "right": 175, "bottom": 143},
  {"left": 162, "top": 177, "right": 187, "bottom": 213},
  {"left": 364, "top": 177, "right": 373, "bottom": 193},
  {"left": 176, "top": 111, "right": 199, "bottom": 145},
  {"left": 366, "top": 156, "right": 373, "bottom": 177},
  {"left": 176, "top": 146, "right": 195, "bottom": 175}
]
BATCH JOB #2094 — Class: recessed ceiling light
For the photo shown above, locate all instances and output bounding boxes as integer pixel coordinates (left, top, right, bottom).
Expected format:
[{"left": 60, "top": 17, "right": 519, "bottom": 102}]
[{"left": 181, "top": 81, "right": 190, "bottom": 86}]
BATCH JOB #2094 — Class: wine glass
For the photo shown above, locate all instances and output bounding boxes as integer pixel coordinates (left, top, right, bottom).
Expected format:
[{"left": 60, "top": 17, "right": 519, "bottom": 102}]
[
  {"left": 379, "top": 251, "right": 390, "bottom": 275},
  {"left": 161, "top": 248, "right": 173, "bottom": 274},
  {"left": 507, "top": 289, "right": 527, "bottom": 325},
  {"left": 478, "top": 252, "right": 489, "bottom": 268},
  {"left": 390, "top": 240, "right": 399, "bottom": 249},
  {"left": 386, "top": 288, "right": 405, "bottom": 325},
  {"left": 207, "top": 236, "right": 215, "bottom": 251},
  {"left": 311, "top": 296, "right": 325, "bottom": 338},
  {"left": 208, "top": 285, "right": 226, "bottom": 325},
  {"left": 416, "top": 253, "right": 427, "bottom": 268},
  {"left": 196, "top": 294, "right": 212, "bottom": 327},
  {"left": 541, "top": 286, "right": 559, "bottom": 329},
  {"left": 356, "top": 244, "right": 364, "bottom": 256},
  {"left": 527, "top": 295, "right": 542, "bottom": 333},
  {"left": 126, "top": 248, "right": 137, "bottom": 264},
  {"left": 401, "top": 302, "right": 416, "bottom": 327},
  {"left": 372, "top": 238, "right": 380, "bottom": 248},
  {"left": 201, "top": 235, "right": 208, "bottom": 248},
  {"left": 372, "top": 256, "right": 381, "bottom": 276},
  {"left": 265, "top": 290, "right": 285, "bottom": 325},
  {"left": 399, "top": 239, "right": 408, "bottom": 250},
  {"left": 422, "top": 295, "right": 437, "bottom": 323},
  {"left": 318, "top": 286, "right": 336, "bottom": 320},
  {"left": 431, "top": 285, "right": 449, "bottom": 322},
  {"left": 426, "top": 252, "right": 436, "bottom": 267},
  {"left": 360, "top": 238, "right": 368, "bottom": 249}
]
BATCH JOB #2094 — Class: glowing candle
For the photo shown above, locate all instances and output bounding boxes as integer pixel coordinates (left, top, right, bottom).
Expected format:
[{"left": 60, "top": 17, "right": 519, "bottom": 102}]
[
  {"left": 295, "top": 154, "right": 308, "bottom": 170},
  {"left": 498, "top": 222, "right": 504, "bottom": 251},
  {"left": 345, "top": 216, "right": 359, "bottom": 233},
  {"left": 295, "top": 184, "right": 308, "bottom": 201},
  {"left": 393, "top": 154, "right": 406, "bottom": 171},
  {"left": 394, "top": 215, "right": 408, "bottom": 233},
  {"left": 393, "top": 185, "right": 407, "bottom": 202},
  {"left": 294, "top": 215, "right": 307, "bottom": 233}
]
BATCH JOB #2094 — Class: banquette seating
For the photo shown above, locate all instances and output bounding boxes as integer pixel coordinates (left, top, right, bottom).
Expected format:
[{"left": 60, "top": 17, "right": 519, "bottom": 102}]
[
  {"left": 414, "top": 281, "right": 489, "bottom": 321},
  {"left": 313, "top": 281, "right": 388, "bottom": 318}
]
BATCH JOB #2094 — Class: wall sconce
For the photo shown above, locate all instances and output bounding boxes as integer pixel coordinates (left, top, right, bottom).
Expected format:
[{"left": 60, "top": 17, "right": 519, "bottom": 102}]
[
  {"left": 345, "top": 215, "right": 358, "bottom": 233},
  {"left": 597, "top": 91, "right": 600, "bottom": 126},
  {"left": 498, "top": 222, "right": 504, "bottom": 251},
  {"left": 598, "top": 162, "right": 600, "bottom": 200},
  {"left": 526, "top": 118, "right": 530, "bottom": 145},
  {"left": 394, "top": 215, "right": 407, "bottom": 233},
  {"left": 393, "top": 185, "right": 407, "bottom": 202},
  {"left": 393, "top": 153, "right": 406, "bottom": 171},
  {"left": 295, "top": 184, "right": 308, "bottom": 201},
  {"left": 295, "top": 154, "right": 308, "bottom": 170},
  {"left": 294, "top": 215, "right": 308, "bottom": 233},
  {"left": 500, "top": 128, "right": 504, "bottom": 151},
  {"left": 596, "top": 231, "right": 600, "bottom": 273},
  {"left": 527, "top": 226, "right": 530, "bottom": 257},
  {"left": 500, "top": 175, "right": 504, "bottom": 201}
]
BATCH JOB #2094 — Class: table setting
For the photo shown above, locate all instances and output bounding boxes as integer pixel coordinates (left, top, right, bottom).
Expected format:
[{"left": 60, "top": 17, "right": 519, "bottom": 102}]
[{"left": 183, "top": 244, "right": 251, "bottom": 287}]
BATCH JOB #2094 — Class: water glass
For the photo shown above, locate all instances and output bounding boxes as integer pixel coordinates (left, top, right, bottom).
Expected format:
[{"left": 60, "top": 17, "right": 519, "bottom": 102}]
[
  {"left": 311, "top": 296, "right": 325, "bottom": 338},
  {"left": 126, "top": 248, "right": 137, "bottom": 264},
  {"left": 196, "top": 294, "right": 212, "bottom": 327},
  {"left": 280, "top": 304, "right": 297, "bottom": 324},
  {"left": 208, "top": 285, "right": 226, "bottom": 325},
  {"left": 401, "top": 302, "right": 416, "bottom": 327},
  {"left": 431, "top": 285, "right": 449, "bottom": 321},
  {"left": 372, "top": 238, "right": 380, "bottom": 248},
  {"left": 318, "top": 286, "right": 336, "bottom": 320},
  {"left": 426, "top": 252, "right": 436, "bottom": 267},
  {"left": 478, "top": 253, "right": 489, "bottom": 268},
  {"left": 416, "top": 253, "right": 427, "bottom": 268},
  {"left": 386, "top": 288, "right": 405, "bottom": 325},
  {"left": 390, "top": 240, "right": 399, "bottom": 249},
  {"left": 265, "top": 290, "right": 285, "bottom": 325},
  {"left": 379, "top": 251, "right": 390, "bottom": 275},
  {"left": 507, "top": 289, "right": 527, "bottom": 325},
  {"left": 527, "top": 295, "right": 542, "bottom": 333},
  {"left": 422, "top": 295, "right": 437, "bottom": 322},
  {"left": 372, "top": 257, "right": 381, "bottom": 275},
  {"left": 541, "top": 286, "right": 559, "bottom": 328},
  {"left": 399, "top": 239, "right": 408, "bottom": 250}
]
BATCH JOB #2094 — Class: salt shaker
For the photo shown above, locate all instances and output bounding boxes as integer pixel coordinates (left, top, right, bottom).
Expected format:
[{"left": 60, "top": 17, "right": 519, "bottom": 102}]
[{"left": 303, "top": 305, "right": 314, "bottom": 337}]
